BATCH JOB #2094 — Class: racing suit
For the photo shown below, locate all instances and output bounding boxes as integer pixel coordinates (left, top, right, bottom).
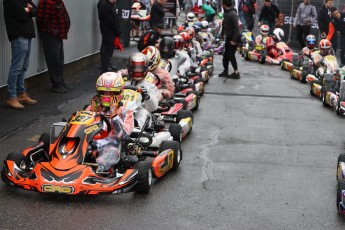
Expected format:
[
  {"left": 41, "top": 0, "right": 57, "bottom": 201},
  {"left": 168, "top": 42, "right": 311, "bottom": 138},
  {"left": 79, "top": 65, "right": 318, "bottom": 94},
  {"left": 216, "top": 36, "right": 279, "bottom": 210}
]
[
  {"left": 152, "top": 67, "right": 175, "bottom": 101},
  {"left": 118, "top": 68, "right": 159, "bottom": 129},
  {"left": 265, "top": 36, "right": 279, "bottom": 58},
  {"left": 159, "top": 50, "right": 191, "bottom": 77},
  {"left": 90, "top": 96, "right": 134, "bottom": 171}
]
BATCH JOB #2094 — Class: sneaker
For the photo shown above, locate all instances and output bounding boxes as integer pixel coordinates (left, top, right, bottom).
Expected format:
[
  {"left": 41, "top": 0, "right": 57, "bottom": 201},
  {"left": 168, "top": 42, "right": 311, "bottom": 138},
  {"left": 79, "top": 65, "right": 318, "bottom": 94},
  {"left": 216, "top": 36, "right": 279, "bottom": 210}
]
[
  {"left": 6, "top": 98, "right": 24, "bottom": 110},
  {"left": 51, "top": 86, "right": 68, "bottom": 93},
  {"left": 227, "top": 72, "right": 240, "bottom": 79},
  {"left": 62, "top": 84, "right": 73, "bottom": 91},
  {"left": 218, "top": 70, "right": 228, "bottom": 77}
]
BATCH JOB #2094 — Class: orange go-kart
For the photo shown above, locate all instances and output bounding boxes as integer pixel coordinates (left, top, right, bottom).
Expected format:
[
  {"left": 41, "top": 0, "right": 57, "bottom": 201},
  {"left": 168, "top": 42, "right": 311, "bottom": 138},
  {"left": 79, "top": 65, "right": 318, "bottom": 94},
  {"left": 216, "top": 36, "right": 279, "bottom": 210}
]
[{"left": 1, "top": 110, "right": 182, "bottom": 195}]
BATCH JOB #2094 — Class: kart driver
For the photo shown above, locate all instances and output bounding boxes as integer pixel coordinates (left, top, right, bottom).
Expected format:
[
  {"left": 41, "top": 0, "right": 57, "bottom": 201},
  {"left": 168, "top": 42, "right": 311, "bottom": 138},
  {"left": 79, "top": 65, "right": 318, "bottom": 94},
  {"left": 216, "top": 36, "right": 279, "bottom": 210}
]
[
  {"left": 118, "top": 52, "right": 159, "bottom": 129},
  {"left": 313, "top": 39, "right": 336, "bottom": 75},
  {"left": 141, "top": 46, "right": 175, "bottom": 101},
  {"left": 159, "top": 36, "right": 191, "bottom": 78},
  {"left": 90, "top": 72, "right": 134, "bottom": 172},
  {"left": 265, "top": 28, "right": 284, "bottom": 59},
  {"left": 255, "top": 24, "right": 269, "bottom": 45},
  {"left": 301, "top": 34, "right": 317, "bottom": 57}
]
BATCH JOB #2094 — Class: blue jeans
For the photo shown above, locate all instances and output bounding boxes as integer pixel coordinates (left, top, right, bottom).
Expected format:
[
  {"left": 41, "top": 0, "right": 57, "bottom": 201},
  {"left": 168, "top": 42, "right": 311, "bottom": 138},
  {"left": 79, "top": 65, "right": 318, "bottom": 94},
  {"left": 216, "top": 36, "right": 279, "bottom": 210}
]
[{"left": 7, "top": 37, "right": 31, "bottom": 99}]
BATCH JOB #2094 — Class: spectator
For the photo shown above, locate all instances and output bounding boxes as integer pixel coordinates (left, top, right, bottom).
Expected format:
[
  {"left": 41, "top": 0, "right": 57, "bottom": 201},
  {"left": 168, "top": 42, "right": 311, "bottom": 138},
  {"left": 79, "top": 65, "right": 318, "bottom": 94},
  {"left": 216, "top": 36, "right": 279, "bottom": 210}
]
[
  {"left": 149, "top": 0, "right": 166, "bottom": 28},
  {"left": 257, "top": 0, "right": 280, "bottom": 35},
  {"left": 137, "top": 24, "right": 164, "bottom": 51},
  {"left": 37, "top": 0, "right": 70, "bottom": 94},
  {"left": 202, "top": 1, "right": 216, "bottom": 23},
  {"left": 97, "top": 0, "right": 121, "bottom": 74},
  {"left": 3, "top": 0, "right": 38, "bottom": 109},
  {"left": 318, "top": 0, "right": 338, "bottom": 53},
  {"left": 293, "top": 0, "right": 317, "bottom": 49},
  {"left": 242, "top": 0, "right": 256, "bottom": 32},
  {"left": 184, "top": 0, "right": 194, "bottom": 12},
  {"left": 131, "top": 0, "right": 147, "bottom": 37},
  {"left": 327, "top": 7, "right": 345, "bottom": 65},
  {"left": 219, "top": 0, "right": 240, "bottom": 79},
  {"left": 238, "top": 0, "right": 247, "bottom": 30}
]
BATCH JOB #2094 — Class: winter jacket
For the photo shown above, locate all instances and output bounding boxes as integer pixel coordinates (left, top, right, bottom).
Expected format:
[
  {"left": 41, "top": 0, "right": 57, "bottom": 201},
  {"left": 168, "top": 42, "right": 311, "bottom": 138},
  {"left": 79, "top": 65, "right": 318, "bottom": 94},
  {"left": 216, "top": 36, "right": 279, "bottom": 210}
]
[
  {"left": 37, "top": 0, "right": 70, "bottom": 40},
  {"left": 97, "top": 0, "right": 121, "bottom": 39},
  {"left": 221, "top": 8, "right": 240, "bottom": 43},
  {"left": 3, "top": 0, "right": 37, "bottom": 41},
  {"left": 149, "top": 1, "right": 165, "bottom": 28},
  {"left": 317, "top": 5, "right": 332, "bottom": 34},
  {"left": 293, "top": 2, "right": 317, "bottom": 27},
  {"left": 258, "top": 4, "right": 280, "bottom": 23}
]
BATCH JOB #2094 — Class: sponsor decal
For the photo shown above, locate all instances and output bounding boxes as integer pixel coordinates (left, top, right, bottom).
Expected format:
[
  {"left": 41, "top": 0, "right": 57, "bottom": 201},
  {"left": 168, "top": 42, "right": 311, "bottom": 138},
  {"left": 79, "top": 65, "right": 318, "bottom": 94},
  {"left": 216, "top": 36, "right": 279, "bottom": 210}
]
[
  {"left": 42, "top": 184, "right": 74, "bottom": 194},
  {"left": 84, "top": 124, "right": 99, "bottom": 134},
  {"left": 122, "top": 10, "right": 130, "bottom": 19}
]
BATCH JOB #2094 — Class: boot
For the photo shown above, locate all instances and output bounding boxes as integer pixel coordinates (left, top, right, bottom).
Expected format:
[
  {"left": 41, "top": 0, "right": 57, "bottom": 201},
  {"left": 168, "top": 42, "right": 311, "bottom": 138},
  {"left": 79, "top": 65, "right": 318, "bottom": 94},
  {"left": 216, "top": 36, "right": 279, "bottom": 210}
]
[
  {"left": 218, "top": 70, "right": 228, "bottom": 77},
  {"left": 6, "top": 98, "right": 24, "bottom": 110},
  {"left": 17, "top": 92, "right": 37, "bottom": 104}
]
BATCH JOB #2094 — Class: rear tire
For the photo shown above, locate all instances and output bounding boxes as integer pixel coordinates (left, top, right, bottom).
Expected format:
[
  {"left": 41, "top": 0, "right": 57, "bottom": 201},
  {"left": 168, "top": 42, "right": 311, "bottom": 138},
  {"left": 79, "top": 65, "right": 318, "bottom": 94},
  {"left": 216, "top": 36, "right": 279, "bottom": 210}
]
[
  {"left": 134, "top": 159, "right": 153, "bottom": 194},
  {"left": 176, "top": 110, "right": 193, "bottom": 125},
  {"left": 159, "top": 140, "right": 182, "bottom": 171},
  {"left": 322, "top": 93, "right": 327, "bottom": 107},
  {"left": 169, "top": 124, "right": 182, "bottom": 143},
  {"left": 6, "top": 152, "right": 25, "bottom": 167},
  {"left": 300, "top": 71, "right": 308, "bottom": 83},
  {"left": 259, "top": 54, "right": 266, "bottom": 64},
  {"left": 337, "top": 181, "right": 345, "bottom": 210}
]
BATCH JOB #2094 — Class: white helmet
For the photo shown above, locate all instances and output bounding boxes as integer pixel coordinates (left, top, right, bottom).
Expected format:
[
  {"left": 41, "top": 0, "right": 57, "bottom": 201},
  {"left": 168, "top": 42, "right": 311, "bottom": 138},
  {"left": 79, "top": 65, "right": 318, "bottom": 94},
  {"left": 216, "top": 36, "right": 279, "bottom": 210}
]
[
  {"left": 187, "top": 12, "right": 195, "bottom": 22},
  {"left": 201, "top": 20, "right": 209, "bottom": 29},
  {"left": 273, "top": 28, "right": 284, "bottom": 41}
]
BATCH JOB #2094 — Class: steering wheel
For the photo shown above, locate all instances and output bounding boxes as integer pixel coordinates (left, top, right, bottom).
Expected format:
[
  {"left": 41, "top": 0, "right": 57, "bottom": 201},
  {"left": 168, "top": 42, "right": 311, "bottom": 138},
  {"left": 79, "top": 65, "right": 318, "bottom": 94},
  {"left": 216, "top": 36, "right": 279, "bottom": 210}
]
[
  {"left": 125, "top": 85, "right": 150, "bottom": 102},
  {"left": 93, "top": 113, "right": 111, "bottom": 140}
]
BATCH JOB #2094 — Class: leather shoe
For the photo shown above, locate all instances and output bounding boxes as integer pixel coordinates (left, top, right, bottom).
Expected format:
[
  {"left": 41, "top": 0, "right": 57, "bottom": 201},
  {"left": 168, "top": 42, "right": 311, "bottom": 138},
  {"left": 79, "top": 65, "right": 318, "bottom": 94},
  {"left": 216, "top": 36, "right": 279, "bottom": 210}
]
[
  {"left": 6, "top": 98, "right": 24, "bottom": 110},
  {"left": 218, "top": 70, "right": 228, "bottom": 77},
  {"left": 17, "top": 92, "right": 37, "bottom": 104},
  {"left": 51, "top": 86, "right": 68, "bottom": 93}
]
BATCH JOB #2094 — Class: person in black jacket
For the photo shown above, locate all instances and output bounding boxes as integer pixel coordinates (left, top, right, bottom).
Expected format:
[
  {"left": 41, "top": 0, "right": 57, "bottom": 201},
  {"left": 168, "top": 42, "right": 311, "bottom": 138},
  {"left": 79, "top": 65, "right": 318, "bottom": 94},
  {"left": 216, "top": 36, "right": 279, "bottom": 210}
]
[
  {"left": 257, "top": 0, "right": 280, "bottom": 35},
  {"left": 3, "top": 0, "right": 38, "bottom": 109},
  {"left": 98, "top": 0, "right": 121, "bottom": 73},
  {"left": 327, "top": 7, "right": 345, "bottom": 65},
  {"left": 149, "top": 0, "right": 166, "bottom": 28},
  {"left": 317, "top": 0, "right": 338, "bottom": 53},
  {"left": 219, "top": 0, "right": 240, "bottom": 79},
  {"left": 242, "top": 0, "right": 256, "bottom": 32},
  {"left": 137, "top": 24, "right": 164, "bottom": 51}
]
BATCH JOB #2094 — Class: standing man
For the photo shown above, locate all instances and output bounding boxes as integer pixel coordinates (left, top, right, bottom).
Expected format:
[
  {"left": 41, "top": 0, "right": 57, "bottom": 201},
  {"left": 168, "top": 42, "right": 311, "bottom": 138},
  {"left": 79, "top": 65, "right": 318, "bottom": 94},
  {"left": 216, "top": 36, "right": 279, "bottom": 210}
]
[
  {"left": 318, "top": 0, "right": 338, "bottom": 53},
  {"left": 257, "top": 0, "right": 280, "bottom": 35},
  {"left": 219, "top": 0, "right": 240, "bottom": 79},
  {"left": 97, "top": 0, "right": 121, "bottom": 74},
  {"left": 37, "top": 0, "right": 70, "bottom": 93},
  {"left": 3, "top": 0, "right": 38, "bottom": 109},
  {"left": 150, "top": 0, "right": 166, "bottom": 28},
  {"left": 293, "top": 0, "right": 317, "bottom": 49},
  {"left": 327, "top": 7, "right": 345, "bottom": 66},
  {"left": 242, "top": 0, "right": 256, "bottom": 32}
]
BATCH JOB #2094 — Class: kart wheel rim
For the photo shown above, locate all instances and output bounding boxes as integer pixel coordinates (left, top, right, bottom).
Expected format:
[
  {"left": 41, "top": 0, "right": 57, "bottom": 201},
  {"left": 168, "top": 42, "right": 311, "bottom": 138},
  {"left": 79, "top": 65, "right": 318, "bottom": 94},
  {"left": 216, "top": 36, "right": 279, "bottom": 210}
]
[
  {"left": 148, "top": 168, "right": 153, "bottom": 186},
  {"left": 177, "top": 148, "right": 181, "bottom": 163}
]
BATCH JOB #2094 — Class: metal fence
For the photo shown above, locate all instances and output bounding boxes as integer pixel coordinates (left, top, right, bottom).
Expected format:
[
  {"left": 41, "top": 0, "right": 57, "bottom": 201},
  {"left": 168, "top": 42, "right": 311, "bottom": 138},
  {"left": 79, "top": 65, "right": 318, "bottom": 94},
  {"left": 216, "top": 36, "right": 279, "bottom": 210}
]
[{"left": 0, "top": 0, "right": 102, "bottom": 88}]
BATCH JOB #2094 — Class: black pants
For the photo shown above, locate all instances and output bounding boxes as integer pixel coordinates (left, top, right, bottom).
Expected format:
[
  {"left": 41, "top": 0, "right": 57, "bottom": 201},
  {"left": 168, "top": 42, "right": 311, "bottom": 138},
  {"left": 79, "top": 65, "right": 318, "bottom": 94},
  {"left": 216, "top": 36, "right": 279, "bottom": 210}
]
[
  {"left": 296, "top": 25, "right": 311, "bottom": 49},
  {"left": 41, "top": 35, "right": 65, "bottom": 88},
  {"left": 222, "top": 42, "right": 238, "bottom": 71},
  {"left": 100, "top": 37, "right": 115, "bottom": 74},
  {"left": 243, "top": 13, "right": 254, "bottom": 31},
  {"left": 331, "top": 34, "right": 338, "bottom": 54},
  {"left": 206, "top": 13, "right": 216, "bottom": 23}
]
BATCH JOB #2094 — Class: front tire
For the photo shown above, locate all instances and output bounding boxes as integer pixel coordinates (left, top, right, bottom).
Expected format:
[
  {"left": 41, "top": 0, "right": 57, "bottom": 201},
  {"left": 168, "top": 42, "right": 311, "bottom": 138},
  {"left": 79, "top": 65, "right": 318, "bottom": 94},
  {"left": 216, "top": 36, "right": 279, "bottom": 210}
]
[
  {"left": 134, "top": 159, "right": 153, "bottom": 194},
  {"left": 169, "top": 124, "right": 182, "bottom": 143},
  {"left": 337, "top": 181, "right": 345, "bottom": 211}
]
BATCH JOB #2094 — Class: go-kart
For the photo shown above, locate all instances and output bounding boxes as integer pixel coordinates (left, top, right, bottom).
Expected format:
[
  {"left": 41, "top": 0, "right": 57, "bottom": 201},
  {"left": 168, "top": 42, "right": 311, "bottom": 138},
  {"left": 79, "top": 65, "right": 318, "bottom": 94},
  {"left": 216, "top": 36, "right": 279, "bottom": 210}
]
[
  {"left": 335, "top": 81, "right": 345, "bottom": 115},
  {"left": 321, "top": 73, "right": 340, "bottom": 109},
  {"left": 238, "top": 30, "right": 254, "bottom": 55},
  {"left": 244, "top": 41, "right": 292, "bottom": 65},
  {"left": 1, "top": 110, "right": 182, "bottom": 195},
  {"left": 144, "top": 73, "right": 194, "bottom": 138},
  {"left": 281, "top": 52, "right": 316, "bottom": 83},
  {"left": 336, "top": 153, "right": 345, "bottom": 214}
]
